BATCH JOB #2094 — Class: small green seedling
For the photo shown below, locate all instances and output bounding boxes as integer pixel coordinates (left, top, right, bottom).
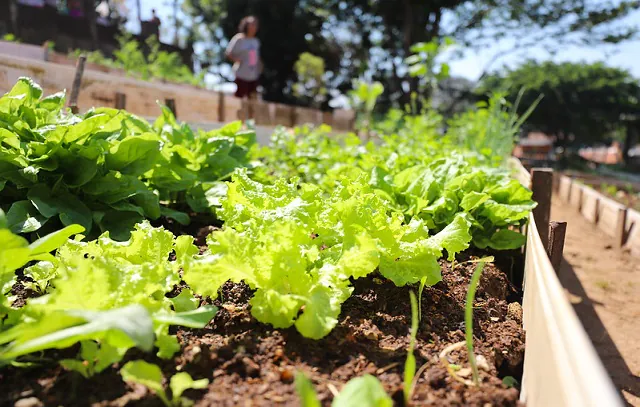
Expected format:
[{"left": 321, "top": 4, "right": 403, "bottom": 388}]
[
  {"left": 60, "top": 340, "right": 126, "bottom": 378},
  {"left": 403, "top": 290, "right": 419, "bottom": 404},
  {"left": 295, "top": 372, "right": 392, "bottom": 407},
  {"left": 465, "top": 261, "right": 486, "bottom": 386},
  {"left": 294, "top": 373, "right": 321, "bottom": 407},
  {"left": 120, "top": 360, "right": 209, "bottom": 407},
  {"left": 503, "top": 376, "right": 519, "bottom": 388}
]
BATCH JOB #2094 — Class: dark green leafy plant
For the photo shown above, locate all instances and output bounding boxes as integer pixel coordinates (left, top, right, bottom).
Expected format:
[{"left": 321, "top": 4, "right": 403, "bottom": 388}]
[
  {"left": 0, "top": 78, "right": 162, "bottom": 240},
  {"left": 148, "top": 107, "right": 256, "bottom": 218},
  {"left": 0, "top": 78, "right": 255, "bottom": 239}
]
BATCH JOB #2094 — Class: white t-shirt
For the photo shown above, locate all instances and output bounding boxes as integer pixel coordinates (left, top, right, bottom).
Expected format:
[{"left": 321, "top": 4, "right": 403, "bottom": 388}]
[{"left": 226, "top": 34, "right": 261, "bottom": 82}]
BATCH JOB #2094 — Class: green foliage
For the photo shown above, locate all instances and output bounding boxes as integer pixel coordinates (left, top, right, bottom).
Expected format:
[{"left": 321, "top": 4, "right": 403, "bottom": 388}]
[
  {"left": 149, "top": 108, "right": 255, "bottom": 217},
  {"left": 478, "top": 61, "right": 640, "bottom": 147},
  {"left": 293, "top": 53, "right": 327, "bottom": 108},
  {"left": 295, "top": 372, "right": 392, "bottom": 407},
  {"left": 180, "top": 170, "right": 472, "bottom": 339},
  {"left": 406, "top": 38, "right": 454, "bottom": 97},
  {"left": 0, "top": 78, "right": 161, "bottom": 239},
  {"left": 0, "top": 78, "right": 254, "bottom": 239},
  {"left": 120, "top": 360, "right": 209, "bottom": 407},
  {"left": 444, "top": 91, "right": 541, "bottom": 163},
  {"left": 60, "top": 340, "right": 127, "bottom": 378},
  {"left": 295, "top": 373, "right": 322, "bottom": 407},
  {"left": 0, "top": 75, "right": 539, "bottom": 386},
  {"left": 0, "top": 208, "right": 83, "bottom": 328},
  {"left": 349, "top": 81, "right": 384, "bottom": 133},
  {"left": 183, "top": 0, "right": 640, "bottom": 107},
  {"left": 2, "top": 34, "right": 18, "bottom": 43},
  {"left": 121, "top": 360, "right": 172, "bottom": 406},
  {"left": 70, "top": 35, "right": 204, "bottom": 88},
  {"left": 332, "top": 375, "right": 392, "bottom": 407},
  {"left": 1, "top": 305, "right": 155, "bottom": 364},
  {"left": 0, "top": 221, "right": 217, "bottom": 365},
  {"left": 253, "top": 120, "right": 536, "bottom": 251}
]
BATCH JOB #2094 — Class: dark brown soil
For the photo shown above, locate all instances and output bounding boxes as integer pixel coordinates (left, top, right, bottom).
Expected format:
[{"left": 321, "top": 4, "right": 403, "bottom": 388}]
[{"left": 1, "top": 246, "right": 525, "bottom": 407}]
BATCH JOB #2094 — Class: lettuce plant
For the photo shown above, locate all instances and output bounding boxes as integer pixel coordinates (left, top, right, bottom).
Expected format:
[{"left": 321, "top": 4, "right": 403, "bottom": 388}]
[
  {"left": 0, "top": 222, "right": 217, "bottom": 366},
  {"left": 0, "top": 78, "right": 255, "bottom": 240},
  {"left": 179, "top": 170, "right": 472, "bottom": 339}
]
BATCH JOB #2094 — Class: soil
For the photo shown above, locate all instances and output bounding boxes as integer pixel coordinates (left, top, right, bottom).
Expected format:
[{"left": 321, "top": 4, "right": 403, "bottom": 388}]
[
  {"left": 551, "top": 196, "right": 640, "bottom": 406},
  {"left": 1, "top": 230, "right": 526, "bottom": 407}
]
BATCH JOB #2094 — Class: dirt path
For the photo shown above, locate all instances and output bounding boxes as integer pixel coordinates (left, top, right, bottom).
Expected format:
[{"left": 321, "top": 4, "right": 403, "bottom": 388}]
[{"left": 551, "top": 196, "right": 640, "bottom": 406}]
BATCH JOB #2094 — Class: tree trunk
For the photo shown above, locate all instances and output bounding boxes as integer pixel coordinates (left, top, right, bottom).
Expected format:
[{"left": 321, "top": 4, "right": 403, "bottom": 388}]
[
  {"left": 622, "top": 121, "right": 638, "bottom": 165},
  {"left": 136, "top": 0, "right": 142, "bottom": 25},
  {"left": 402, "top": 0, "right": 416, "bottom": 105},
  {"left": 173, "top": 0, "right": 180, "bottom": 46},
  {"left": 9, "top": 0, "right": 19, "bottom": 36},
  {"left": 85, "top": 0, "right": 99, "bottom": 50}
]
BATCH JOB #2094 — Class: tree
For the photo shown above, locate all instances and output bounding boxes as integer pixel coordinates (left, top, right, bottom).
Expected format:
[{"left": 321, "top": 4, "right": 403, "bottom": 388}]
[
  {"left": 319, "top": 0, "right": 640, "bottom": 107},
  {"left": 183, "top": 0, "right": 342, "bottom": 105},
  {"left": 84, "top": 0, "right": 99, "bottom": 50},
  {"left": 292, "top": 52, "right": 327, "bottom": 108},
  {"left": 183, "top": 0, "right": 640, "bottom": 108},
  {"left": 478, "top": 61, "right": 640, "bottom": 149}
]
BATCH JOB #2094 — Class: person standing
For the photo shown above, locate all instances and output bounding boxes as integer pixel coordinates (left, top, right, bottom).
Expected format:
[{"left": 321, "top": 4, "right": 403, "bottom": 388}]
[{"left": 225, "top": 16, "right": 261, "bottom": 99}]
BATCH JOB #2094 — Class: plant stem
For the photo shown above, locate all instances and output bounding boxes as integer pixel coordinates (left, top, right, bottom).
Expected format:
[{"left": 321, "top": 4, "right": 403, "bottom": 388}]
[
  {"left": 404, "top": 290, "right": 419, "bottom": 404},
  {"left": 465, "top": 261, "right": 485, "bottom": 386}
]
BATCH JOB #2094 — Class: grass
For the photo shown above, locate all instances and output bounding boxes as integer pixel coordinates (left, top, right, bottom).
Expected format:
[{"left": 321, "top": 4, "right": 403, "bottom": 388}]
[{"left": 595, "top": 280, "right": 613, "bottom": 292}]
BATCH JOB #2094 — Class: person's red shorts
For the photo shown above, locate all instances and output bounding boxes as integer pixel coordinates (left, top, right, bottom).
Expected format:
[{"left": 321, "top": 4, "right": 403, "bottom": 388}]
[{"left": 234, "top": 78, "right": 259, "bottom": 98}]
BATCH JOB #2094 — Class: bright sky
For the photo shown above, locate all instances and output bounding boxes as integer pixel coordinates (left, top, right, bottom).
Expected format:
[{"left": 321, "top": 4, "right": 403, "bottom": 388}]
[
  {"left": 127, "top": 1, "right": 640, "bottom": 82},
  {"left": 448, "top": 11, "right": 640, "bottom": 80}
]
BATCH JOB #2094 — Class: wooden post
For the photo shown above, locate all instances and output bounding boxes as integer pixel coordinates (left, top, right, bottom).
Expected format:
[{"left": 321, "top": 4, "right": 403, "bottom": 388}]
[
  {"left": 547, "top": 221, "right": 567, "bottom": 272},
  {"left": 290, "top": 106, "right": 298, "bottom": 127},
  {"left": 218, "top": 92, "right": 225, "bottom": 122},
  {"left": 115, "top": 92, "right": 126, "bottom": 110},
  {"left": 594, "top": 198, "right": 600, "bottom": 224},
  {"left": 615, "top": 207, "right": 628, "bottom": 248},
  {"left": 68, "top": 54, "right": 87, "bottom": 114},
  {"left": 531, "top": 168, "right": 553, "bottom": 242},
  {"left": 165, "top": 98, "right": 177, "bottom": 118},
  {"left": 577, "top": 187, "right": 584, "bottom": 213},
  {"left": 565, "top": 179, "right": 572, "bottom": 202}
]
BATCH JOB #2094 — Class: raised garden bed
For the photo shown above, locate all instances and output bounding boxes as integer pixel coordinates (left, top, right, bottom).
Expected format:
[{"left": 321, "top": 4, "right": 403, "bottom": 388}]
[
  {"left": 2, "top": 250, "right": 525, "bottom": 406},
  {"left": 0, "top": 79, "right": 622, "bottom": 407},
  {"left": 558, "top": 173, "right": 640, "bottom": 257}
]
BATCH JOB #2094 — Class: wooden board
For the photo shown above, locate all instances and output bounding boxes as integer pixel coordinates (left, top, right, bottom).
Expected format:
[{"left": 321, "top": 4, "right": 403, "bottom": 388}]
[
  {"left": 580, "top": 187, "right": 600, "bottom": 223},
  {"left": 625, "top": 209, "right": 640, "bottom": 256},
  {"left": 510, "top": 159, "right": 623, "bottom": 407}
]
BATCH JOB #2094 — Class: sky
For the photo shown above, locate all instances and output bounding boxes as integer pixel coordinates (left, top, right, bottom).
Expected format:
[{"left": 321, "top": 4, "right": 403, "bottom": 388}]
[
  {"left": 125, "top": 0, "right": 640, "bottom": 82},
  {"left": 448, "top": 11, "right": 640, "bottom": 80}
]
